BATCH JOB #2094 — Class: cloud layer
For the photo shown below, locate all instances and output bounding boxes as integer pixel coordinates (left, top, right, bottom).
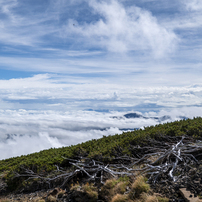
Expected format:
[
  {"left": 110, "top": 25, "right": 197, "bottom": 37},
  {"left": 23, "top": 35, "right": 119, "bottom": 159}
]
[
  {"left": 0, "top": 107, "right": 195, "bottom": 160},
  {"left": 0, "top": 105, "right": 202, "bottom": 160},
  {"left": 0, "top": 74, "right": 202, "bottom": 159},
  {"left": 0, "top": 133, "right": 62, "bottom": 160}
]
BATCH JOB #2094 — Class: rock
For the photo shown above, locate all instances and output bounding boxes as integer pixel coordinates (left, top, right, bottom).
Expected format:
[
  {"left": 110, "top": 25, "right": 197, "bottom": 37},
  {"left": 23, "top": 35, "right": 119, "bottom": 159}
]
[{"left": 179, "top": 188, "right": 202, "bottom": 202}]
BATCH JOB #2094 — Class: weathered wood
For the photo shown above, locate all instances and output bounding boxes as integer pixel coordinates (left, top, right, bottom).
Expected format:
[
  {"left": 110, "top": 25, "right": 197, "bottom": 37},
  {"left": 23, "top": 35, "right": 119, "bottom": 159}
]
[{"left": 10, "top": 135, "right": 202, "bottom": 197}]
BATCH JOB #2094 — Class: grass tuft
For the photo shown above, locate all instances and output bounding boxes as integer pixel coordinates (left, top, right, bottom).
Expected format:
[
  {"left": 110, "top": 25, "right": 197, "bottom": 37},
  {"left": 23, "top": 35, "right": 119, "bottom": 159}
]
[
  {"left": 156, "top": 196, "right": 169, "bottom": 202},
  {"left": 129, "top": 176, "right": 150, "bottom": 199},
  {"left": 111, "top": 194, "right": 128, "bottom": 202},
  {"left": 46, "top": 195, "right": 57, "bottom": 202},
  {"left": 83, "top": 183, "right": 98, "bottom": 200},
  {"left": 145, "top": 195, "right": 158, "bottom": 202}
]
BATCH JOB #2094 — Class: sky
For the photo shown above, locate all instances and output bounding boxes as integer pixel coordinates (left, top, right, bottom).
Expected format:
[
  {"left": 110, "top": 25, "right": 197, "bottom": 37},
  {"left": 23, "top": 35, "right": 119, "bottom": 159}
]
[{"left": 0, "top": 0, "right": 202, "bottom": 160}]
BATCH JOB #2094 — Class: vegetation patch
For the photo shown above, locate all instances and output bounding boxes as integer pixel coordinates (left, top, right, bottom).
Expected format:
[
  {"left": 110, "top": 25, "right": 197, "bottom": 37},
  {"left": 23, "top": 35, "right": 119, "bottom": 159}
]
[
  {"left": 0, "top": 117, "right": 202, "bottom": 201},
  {"left": 129, "top": 176, "right": 150, "bottom": 199}
]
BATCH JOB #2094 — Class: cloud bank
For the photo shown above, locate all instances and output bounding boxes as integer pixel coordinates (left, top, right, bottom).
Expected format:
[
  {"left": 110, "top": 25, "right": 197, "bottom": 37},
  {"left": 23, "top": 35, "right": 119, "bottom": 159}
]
[
  {"left": 0, "top": 106, "right": 202, "bottom": 160},
  {"left": 0, "top": 74, "right": 202, "bottom": 159},
  {"left": 0, "top": 108, "right": 196, "bottom": 160},
  {"left": 0, "top": 133, "right": 62, "bottom": 160}
]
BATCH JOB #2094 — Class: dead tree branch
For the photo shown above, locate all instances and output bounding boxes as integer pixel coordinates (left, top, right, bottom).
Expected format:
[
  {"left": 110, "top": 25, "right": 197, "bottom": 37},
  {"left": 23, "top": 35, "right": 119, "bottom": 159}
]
[{"left": 10, "top": 135, "right": 202, "bottom": 193}]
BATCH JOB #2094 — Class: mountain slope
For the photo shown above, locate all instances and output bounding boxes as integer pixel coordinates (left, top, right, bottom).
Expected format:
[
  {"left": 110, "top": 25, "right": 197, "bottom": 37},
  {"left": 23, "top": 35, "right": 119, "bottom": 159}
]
[{"left": 0, "top": 117, "right": 202, "bottom": 199}]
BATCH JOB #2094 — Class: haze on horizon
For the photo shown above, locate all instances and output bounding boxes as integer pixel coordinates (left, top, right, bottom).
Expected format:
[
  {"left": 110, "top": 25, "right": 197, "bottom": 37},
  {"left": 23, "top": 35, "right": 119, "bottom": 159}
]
[{"left": 0, "top": 0, "right": 202, "bottom": 160}]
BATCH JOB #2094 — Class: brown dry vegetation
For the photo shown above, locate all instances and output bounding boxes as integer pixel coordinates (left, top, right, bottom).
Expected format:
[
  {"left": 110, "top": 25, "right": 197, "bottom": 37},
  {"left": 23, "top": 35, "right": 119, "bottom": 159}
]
[{"left": 0, "top": 174, "right": 169, "bottom": 202}]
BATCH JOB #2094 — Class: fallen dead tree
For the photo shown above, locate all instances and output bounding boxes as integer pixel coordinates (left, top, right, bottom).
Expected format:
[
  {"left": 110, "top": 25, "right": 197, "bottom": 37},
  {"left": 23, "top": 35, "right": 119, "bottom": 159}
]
[
  {"left": 11, "top": 156, "right": 136, "bottom": 192},
  {"left": 140, "top": 136, "right": 200, "bottom": 183},
  {"left": 4, "top": 135, "right": 202, "bottom": 200}
]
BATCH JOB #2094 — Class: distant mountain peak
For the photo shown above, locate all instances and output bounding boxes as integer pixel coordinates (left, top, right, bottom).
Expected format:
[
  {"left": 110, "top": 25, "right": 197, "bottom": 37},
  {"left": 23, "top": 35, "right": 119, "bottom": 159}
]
[{"left": 123, "top": 113, "right": 143, "bottom": 119}]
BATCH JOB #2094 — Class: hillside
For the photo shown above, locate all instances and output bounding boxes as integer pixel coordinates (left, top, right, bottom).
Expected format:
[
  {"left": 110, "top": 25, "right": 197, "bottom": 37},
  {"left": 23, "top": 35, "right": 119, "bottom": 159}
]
[{"left": 0, "top": 117, "right": 202, "bottom": 201}]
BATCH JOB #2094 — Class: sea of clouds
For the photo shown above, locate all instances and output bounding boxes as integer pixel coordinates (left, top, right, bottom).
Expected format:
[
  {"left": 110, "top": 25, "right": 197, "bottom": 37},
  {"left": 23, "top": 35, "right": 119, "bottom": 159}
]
[
  {"left": 0, "top": 109, "right": 189, "bottom": 160},
  {"left": 0, "top": 74, "right": 202, "bottom": 160}
]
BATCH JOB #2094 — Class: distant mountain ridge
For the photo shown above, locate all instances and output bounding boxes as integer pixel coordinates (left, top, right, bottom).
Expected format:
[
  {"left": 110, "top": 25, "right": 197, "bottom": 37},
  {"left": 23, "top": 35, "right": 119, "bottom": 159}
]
[{"left": 112, "top": 112, "right": 188, "bottom": 122}]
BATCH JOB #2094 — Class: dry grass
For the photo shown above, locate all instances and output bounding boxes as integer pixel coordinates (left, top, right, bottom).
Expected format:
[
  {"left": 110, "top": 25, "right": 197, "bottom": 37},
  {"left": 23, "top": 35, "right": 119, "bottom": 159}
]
[
  {"left": 100, "top": 179, "right": 119, "bottom": 201},
  {"left": 113, "top": 181, "right": 127, "bottom": 195},
  {"left": 0, "top": 175, "right": 169, "bottom": 202},
  {"left": 111, "top": 194, "right": 128, "bottom": 202},
  {"left": 82, "top": 183, "right": 98, "bottom": 200},
  {"left": 156, "top": 196, "right": 169, "bottom": 202},
  {"left": 138, "top": 192, "right": 169, "bottom": 202},
  {"left": 57, "top": 190, "right": 66, "bottom": 198},
  {"left": 100, "top": 177, "right": 130, "bottom": 201},
  {"left": 70, "top": 182, "right": 81, "bottom": 191},
  {"left": 46, "top": 195, "right": 57, "bottom": 202},
  {"left": 105, "top": 179, "right": 119, "bottom": 189},
  {"left": 145, "top": 195, "right": 158, "bottom": 202},
  {"left": 129, "top": 176, "right": 150, "bottom": 199}
]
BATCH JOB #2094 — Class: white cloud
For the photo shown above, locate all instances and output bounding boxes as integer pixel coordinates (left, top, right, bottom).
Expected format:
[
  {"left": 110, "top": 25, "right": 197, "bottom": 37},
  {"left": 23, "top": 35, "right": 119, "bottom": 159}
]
[
  {"left": 0, "top": 0, "right": 60, "bottom": 47},
  {"left": 0, "top": 74, "right": 202, "bottom": 111},
  {"left": 65, "top": 0, "right": 178, "bottom": 58},
  {"left": 0, "top": 104, "right": 202, "bottom": 160},
  {"left": 162, "top": 0, "right": 202, "bottom": 30},
  {"left": 184, "top": 0, "right": 202, "bottom": 11},
  {"left": 0, "top": 133, "right": 63, "bottom": 160},
  {"left": 0, "top": 108, "right": 157, "bottom": 160},
  {"left": 0, "top": 72, "right": 202, "bottom": 160}
]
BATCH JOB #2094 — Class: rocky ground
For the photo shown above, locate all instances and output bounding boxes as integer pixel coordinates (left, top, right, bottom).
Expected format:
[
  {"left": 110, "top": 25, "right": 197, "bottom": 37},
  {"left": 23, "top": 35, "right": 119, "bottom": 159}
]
[{"left": 150, "top": 164, "right": 202, "bottom": 201}]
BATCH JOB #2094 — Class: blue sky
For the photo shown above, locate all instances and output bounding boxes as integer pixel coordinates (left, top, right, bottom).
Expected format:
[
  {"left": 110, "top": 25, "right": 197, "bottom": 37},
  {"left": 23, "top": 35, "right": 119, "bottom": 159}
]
[
  {"left": 1, "top": 0, "right": 202, "bottom": 159},
  {"left": 0, "top": 0, "right": 201, "bottom": 83}
]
